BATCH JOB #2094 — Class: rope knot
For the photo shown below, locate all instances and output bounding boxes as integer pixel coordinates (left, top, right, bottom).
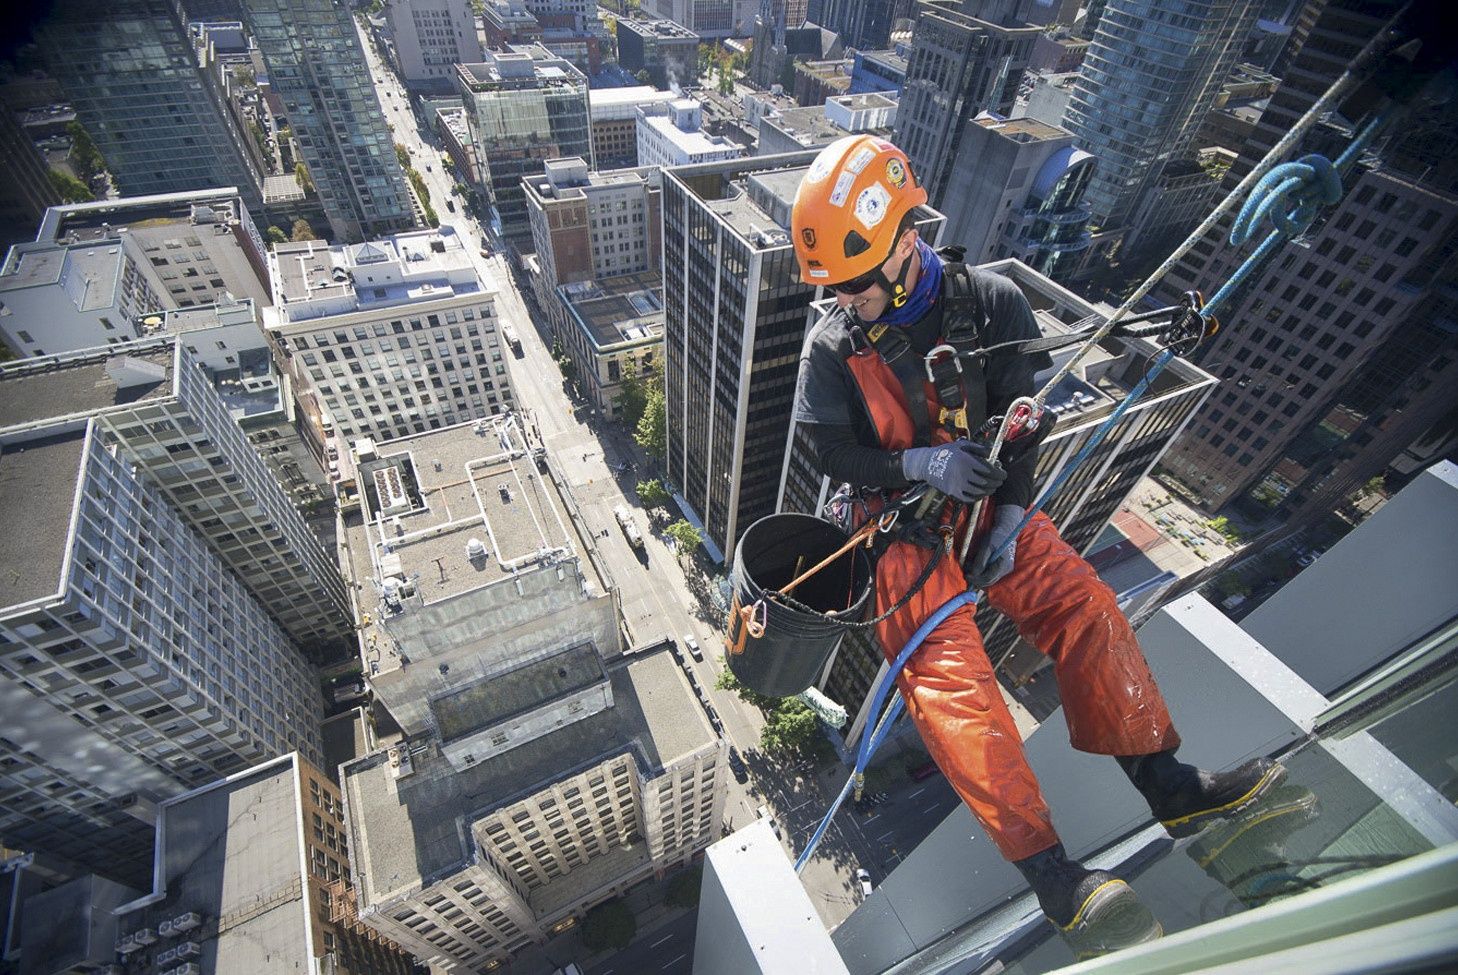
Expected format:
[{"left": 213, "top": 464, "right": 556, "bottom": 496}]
[{"left": 1231, "top": 153, "right": 1342, "bottom": 246}]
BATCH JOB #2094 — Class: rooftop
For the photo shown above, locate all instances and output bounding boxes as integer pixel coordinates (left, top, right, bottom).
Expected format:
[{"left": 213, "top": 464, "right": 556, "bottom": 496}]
[
  {"left": 0, "top": 428, "right": 86, "bottom": 608},
  {"left": 0, "top": 345, "right": 175, "bottom": 431},
  {"left": 589, "top": 85, "right": 679, "bottom": 120},
  {"left": 975, "top": 113, "right": 1071, "bottom": 142},
  {"left": 342, "top": 646, "right": 709, "bottom": 906},
  {"left": 432, "top": 641, "right": 605, "bottom": 742},
  {"left": 36, "top": 187, "right": 245, "bottom": 244},
  {"left": 340, "top": 415, "right": 579, "bottom": 654},
  {"left": 0, "top": 242, "right": 121, "bottom": 311},
  {"left": 639, "top": 112, "right": 741, "bottom": 157},
  {"left": 559, "top": 270, "right": 664, "bottom": 349},
  {"left": 268, "top": 229, "right": 485, "bottom": 322},
  {"left": 137, "top": 756, "right": 312, "bottom": 970},
  {"left": 762, "top": 106, "right": 843, "bottom": 148},
  {"left": 457, "top": 46, "right": 584, "bottom": 90},
  {"left": 615, "top": 17, "right": 699, "bottom": 39}
]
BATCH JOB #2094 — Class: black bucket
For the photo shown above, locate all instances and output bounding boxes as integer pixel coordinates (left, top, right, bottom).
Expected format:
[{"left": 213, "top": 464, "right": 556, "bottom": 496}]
[{"left": 725, "top": 513, "right": 874, "bottom": 697}]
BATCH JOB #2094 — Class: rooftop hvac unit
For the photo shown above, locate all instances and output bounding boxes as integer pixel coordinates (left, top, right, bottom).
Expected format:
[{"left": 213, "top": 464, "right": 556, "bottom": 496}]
[
  {"left": 114, "top": 935, "right": 139, "bottom": 954},
  {"left": 373, "top": 465, "right": 409, "bottom": 513},
  {"left": 387, "top": 745, "right": 413, "bottom": 779},
  {"left": 159, "top": 920, "right": 176, "bottom": 938},
  {"left": 157, "top": 947, "right": 178, "bottom": 965},
  {"left": 133, "top": 927, "right": 158, "bottom": 945},
  {"left": 175, "top": 965, "right": 202, "bottom": 975},
  {"left": 382, "top": 577, "right": 404, "bottom": 611},
  {"left": 176, "top": 941, "right": 201, "bottom": 959},
  {"left": 173, "top": 911, "right": 201, "bottom": 932},
  {"left": 466, "top": 537, "right": 487, "bottom": 561}
]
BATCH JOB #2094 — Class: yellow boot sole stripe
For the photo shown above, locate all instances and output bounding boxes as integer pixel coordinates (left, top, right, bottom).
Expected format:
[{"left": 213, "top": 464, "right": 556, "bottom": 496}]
[
  {"left": 1160, "top": 764, "right": 1281, "bottom": 832},
  {"left": 1061, "top": 879, "right": 1131, "bottom": 931}
]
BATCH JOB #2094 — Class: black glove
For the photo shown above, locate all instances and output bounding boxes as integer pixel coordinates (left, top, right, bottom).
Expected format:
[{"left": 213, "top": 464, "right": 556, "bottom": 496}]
[{"left": 900, "top": 440, "right": 1006, "bottom": 503}]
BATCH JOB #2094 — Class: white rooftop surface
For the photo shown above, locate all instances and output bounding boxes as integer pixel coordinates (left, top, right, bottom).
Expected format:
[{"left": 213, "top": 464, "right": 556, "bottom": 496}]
[
  {"left": 590, "top": 85, "right": 678, "bottom": 119},
  {"left": 640, "top": 114, "right": 738, "bottom": 156},
  {"left": 0, "top": 243, "right": 122, "bottom": 312}
]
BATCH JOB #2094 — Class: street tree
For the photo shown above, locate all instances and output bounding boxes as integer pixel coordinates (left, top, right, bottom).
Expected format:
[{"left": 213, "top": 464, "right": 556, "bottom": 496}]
[
  {"left": 636, "top": 385, "right": 666, "bottom": 459},
  {"left": 714, "top": 657, "right": 777, "bottom": 711},
  {"left": 394, "top": 142, "right": 411, "bottom": 170},
  {"left": 580, "top": 898, "right": 636, "bottom": 952},
  {"left": 290, "top": 218, "right": 316, "bottom": 242},
  {"left": 664, "top": 518, "right": 701, "bottom": 558},
  {"left": 265, "top": 225, "right": 289, "bottom": 245},
  {"left": 615, "top": 360, "right": 660, "bottom": 430},
  {"left": 295, "top": 160, "right": 313, "bottom": 192},
  {"left": 760, "top": 698, "right": 821, "bottom": 757},
  {"left": 66, "top": 121, "right": 105, "bottom": 182},
  {"left": 48, "top": 169, "right": 92, "bottom": 203},
  {"left": 635, "top": 478, "right": 670, "bottom": 510}
]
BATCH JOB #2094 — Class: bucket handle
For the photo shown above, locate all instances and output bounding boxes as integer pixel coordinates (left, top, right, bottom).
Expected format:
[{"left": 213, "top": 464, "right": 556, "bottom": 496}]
[{"left": 741, "top": 599, "right": 768, "bottom": 639}]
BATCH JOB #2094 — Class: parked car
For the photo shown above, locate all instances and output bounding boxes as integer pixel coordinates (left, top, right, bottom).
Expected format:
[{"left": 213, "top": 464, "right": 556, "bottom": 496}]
[
  {"left": 727, "top": 746, "right": 748, "bottom": 784},
  {"left": 683, "top": 632, "right": 702, "bottom": 661},
  {"left": 856, "top": 868, "right": 874, "bottom": 897},
  {"left": 446, "top": 199, "right": 456, "bottom": 212}
]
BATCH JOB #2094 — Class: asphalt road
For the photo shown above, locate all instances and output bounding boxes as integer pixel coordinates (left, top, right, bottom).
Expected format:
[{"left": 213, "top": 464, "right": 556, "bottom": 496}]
[{"left": 355, "top": 31, "right": 962, "bottom": 958}]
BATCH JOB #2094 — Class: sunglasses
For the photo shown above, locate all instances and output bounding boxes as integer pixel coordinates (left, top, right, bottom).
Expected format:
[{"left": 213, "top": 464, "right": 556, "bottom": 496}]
[{"left": 826, "top": 271, "right": 880, "bottom": 296}]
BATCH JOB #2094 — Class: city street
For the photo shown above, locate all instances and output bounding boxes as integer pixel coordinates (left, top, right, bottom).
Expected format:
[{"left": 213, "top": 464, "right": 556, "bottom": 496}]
[{"left": 352, "top": 29, "right": 958, "bottom": 966}]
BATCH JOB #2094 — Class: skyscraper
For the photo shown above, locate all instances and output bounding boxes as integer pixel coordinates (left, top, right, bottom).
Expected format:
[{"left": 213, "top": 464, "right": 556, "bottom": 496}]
[
  {"left": 244, "top": 0, "right": 416, "bottom": 242},
  {"left": 456, "top": 46, "right": 592, "bottom": 254},
  {"left": 1063, "top": 0, "right": 1256, "bottom": 233},
  {"left": 384, "top": 0, "right": 484, "bottom": 92},
  {"left": 895, "top": 2, "right": 1041, "bottom": 208},
  {"left": 0, "top": 348, "right": 329, "bottom": 884},
  {"left": 1155, "top": 0, "right": 1458, "bottom": 517},
  {"left": 34, "top": 0, "right": 265, "bottom": 213},
  {"left": 662, "top": 152, "right": 942, "bottom": 561}
]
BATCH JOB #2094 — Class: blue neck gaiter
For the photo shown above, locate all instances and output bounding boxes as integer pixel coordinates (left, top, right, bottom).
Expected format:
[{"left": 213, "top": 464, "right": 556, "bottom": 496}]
[{"left": 869, "top": 238, "right": 943, "bottom": 328}]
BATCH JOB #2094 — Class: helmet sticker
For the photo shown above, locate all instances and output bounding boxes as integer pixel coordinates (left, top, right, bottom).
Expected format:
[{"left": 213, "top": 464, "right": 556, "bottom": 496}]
[
  {"left": 846, "top": 146, "right": 876, "bottom": 174},
  {"left": 809, "top": 268, "right": 830, "bottom": 278},
  {"left": 854, "top": 184, "right": 892, "bottom": 229},
  {"left": 800, "top": 227, "right": 817, "bottom": 250},
  {"left": 828, "top": 171, "right": 856, "bottom": 207},
  {"left": 806, "top": 150, "right": 837, "bottom": 184},
  {"left": 885, "top": 158, "right": 906, "bottom": 189}
]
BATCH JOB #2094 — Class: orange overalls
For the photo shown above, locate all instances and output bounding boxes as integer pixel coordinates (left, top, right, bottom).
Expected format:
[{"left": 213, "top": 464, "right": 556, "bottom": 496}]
[{"left": 847, "top": 344, "right": 1180, "bottom": 862}]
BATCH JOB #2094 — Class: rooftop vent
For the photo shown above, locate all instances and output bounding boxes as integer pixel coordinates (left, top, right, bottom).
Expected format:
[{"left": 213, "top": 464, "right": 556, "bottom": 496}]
[{"left": 467, "top": 537, "right": 488, "bottom": 561}]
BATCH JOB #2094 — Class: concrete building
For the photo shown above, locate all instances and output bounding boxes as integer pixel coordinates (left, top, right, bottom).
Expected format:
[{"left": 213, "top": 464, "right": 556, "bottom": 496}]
[
  {"left": 643, "top": 0, "right": 760, "bottom": 39},
  {"left": 661, "top": 152, "right": 942, "bottom": 561},
  {"left": 848, "top": 48, "right": 909, "bottom": 95},
  {"left": 245, "top": 0, "right": 417, "bottom": 243},
  {"left": 0, "top": 335, "right": 355, "bottom": 655},
  {"left": 103, "top": 753, "right": 416, "bottom": 974},
  {"left": 333, "top": 417, "right": 725, "bottom": 970},
  {"left": 0, "top": 106, "right": 58, "bottom": 250},
  {"left": 150, "top": 296, "right": 333, "bottom": 516},
  {"left": 936, "top": 115, "right": 1094, "bottom": 283},
  {"left": 0, "top": 349, "right": 333, "bottom": 884},
  {"left": 615, "top": 17, "right": 701, "bottom": 89},
  {"left": 587, "top": 85, "right": 680, "bottom": 169},
  {"left": 699, "top": 461, "right": 1458, "bottom": 974},
  {"left": 637, "top": 100, "right": 744, "bottom": 170},
  {"left": 385, "top": 0, "right": 485, "bottom": 92},
  {"left": 818, "top": 0, "right": 912, "bottom": 52},
  {"left": 482, "top": 0, "right": 545, "bottom": 47},
  {"left": 1063, "top": 0, "right": 1258, "bottom": 232},
  {"left": 1015, "top": 69, "right": 1079, "bottom": 127},
  {"left": 34, "top": 0, "right": 266, "bottom": 214},
  {"left": 1120, "top": 153, "right": 1227, "bottom": 260},
  {"left": 523, "top": 157, "right": 662, "bottom": 338},
  {"left": 1028, "top": 25, "right": 1089, "bottom": 73},
  {"left": 792, "top": 58, "right": 854, "bottom": 108},
  {"left": 456, "top": 47, "right": 592, "bottom": 254},
  {"left": 263, "top": 228, "right": 512, "bottom": 449},
  {"left": 895, "top": 3, "right": 1041, "bottom": 208},
  {"left": 0, "top": 189, "right": 270, "bottom": 359},
  {"left": 755, "top": 93, "right": 898, "bottom": 156},
  {"left": 1156, "top": 0, "right": 1458, "bottom": 517},
  {"left": 558, "top": 271, "right": 665, "bottom": 419},
  {"left": 750, "top": 21, "right": 843, "bottom": 93}
]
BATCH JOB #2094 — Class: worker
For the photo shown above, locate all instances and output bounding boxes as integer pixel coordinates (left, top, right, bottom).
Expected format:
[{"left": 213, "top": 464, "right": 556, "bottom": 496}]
[{"left": 790, "top": 136, "right": 1285, "bottom": 952}]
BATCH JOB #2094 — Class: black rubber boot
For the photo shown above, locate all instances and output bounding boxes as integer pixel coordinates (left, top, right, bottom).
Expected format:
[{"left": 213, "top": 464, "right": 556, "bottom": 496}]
[
  {"left": 1013, "top": 843, "right": 1162, "bottom": 959},
  {"left": 1188, "top": 784, "right": 1320, "bottom": 908},
  {"left": 1117, "top": 749, "right": 1287, "bottom": 838}
]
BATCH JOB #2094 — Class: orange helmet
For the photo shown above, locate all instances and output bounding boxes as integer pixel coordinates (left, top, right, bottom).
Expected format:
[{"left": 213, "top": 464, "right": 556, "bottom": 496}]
[{"left": 791, "top": 135, "right": 928, "bottom": 290}]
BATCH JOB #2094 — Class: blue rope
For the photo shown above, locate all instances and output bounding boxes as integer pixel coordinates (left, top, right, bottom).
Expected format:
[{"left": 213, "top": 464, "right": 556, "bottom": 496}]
[{"left": 792, "top": 112, "right": 1392, "bottom": 873}]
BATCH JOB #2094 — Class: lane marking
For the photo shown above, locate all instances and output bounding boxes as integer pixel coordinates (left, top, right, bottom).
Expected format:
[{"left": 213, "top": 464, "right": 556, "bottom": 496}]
[
  {"left": 651, "top": 934, "right": 675, "bottom": 948},
  {"left": 876, "top": 830, "right": 895, "bottom": 843},
  {"left": 662, "top": 954, "right": 687, "bottom": 970},
  {"left": 864, "top": 814, "right": 878, "bottom": 824},
  {"left": 908, "top": 787, "right": 926, "bottom": 799}
]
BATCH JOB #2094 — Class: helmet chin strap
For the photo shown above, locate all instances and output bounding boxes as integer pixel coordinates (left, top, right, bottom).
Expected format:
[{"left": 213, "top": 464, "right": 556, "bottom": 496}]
[{"left": 873, "top": 240, "right": 915, "bottom": 309}]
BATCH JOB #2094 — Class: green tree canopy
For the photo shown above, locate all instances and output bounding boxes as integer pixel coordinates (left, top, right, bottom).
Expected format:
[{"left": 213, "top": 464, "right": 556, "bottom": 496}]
[
  {"left": 290, "top": 218, "right": 316, "bottom": 242},
  {"left": 664, "top": 518, "right": 702, "bottom": 557},
  {"left": 635, "top": 68, "right": 651, "bottom": 84},
  {"left": 715, "top": 656, "right": 777, "bottom": 710},
  {"left": 394, "top": 142, "right": 411, "bottom": 170},
  {"left": 761, "top": 697, "right": 821, "bottom": 756},
  {"left": 66, "top": 121, "right": 104, "bottom": 182},
  {"left": 265, "top": 225, "right": 288, "bottom": 245},
  {"left": 665, "top": 866, "right": 703, "bottom": 909},
  {"left": 635, "top": 478, "right": 670, "bottom": 509},
  {"left": 615, "top": 360, "right": 660, "bottom": 431},
  {"left": 580, "top": 898, "right": 637, "bottom": 952},
  {"left": 48, "top": 169, "right": 92, "bottom": 203},
  {"left": 295, "top": 160, "right": 313, "bottom": 192},
  {"left": 635, "top": 384, "right": 666, "bottom": 459}
]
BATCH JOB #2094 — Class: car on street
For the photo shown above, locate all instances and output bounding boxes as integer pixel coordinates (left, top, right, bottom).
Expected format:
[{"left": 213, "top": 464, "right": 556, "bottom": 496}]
[
  {"left": 683, "top": 633, "right": 702, "bottom": 661},
  {"left": 856, "top": 868, "right": 874, "bottom": 897},
  {"left": 446, "top": 199, "right": 455, "bottom": 212},
  {"left": 727, "top": 746, "right": 748, "bottom": 783}
]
